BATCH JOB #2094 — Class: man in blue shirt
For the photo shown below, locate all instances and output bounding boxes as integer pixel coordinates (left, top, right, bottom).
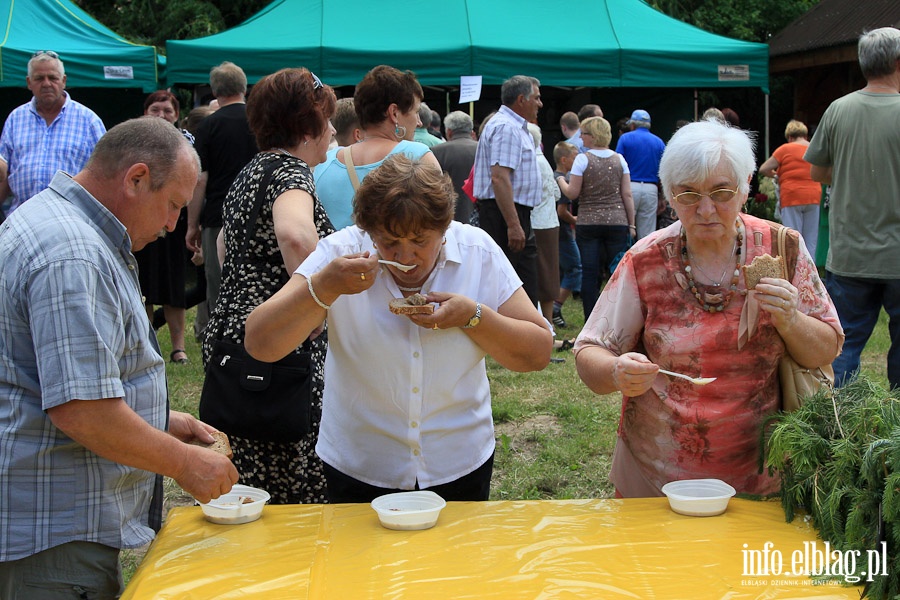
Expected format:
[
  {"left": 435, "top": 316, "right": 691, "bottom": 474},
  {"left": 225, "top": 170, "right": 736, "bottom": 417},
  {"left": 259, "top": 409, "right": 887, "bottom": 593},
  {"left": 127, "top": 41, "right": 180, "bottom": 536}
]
[
  {"left": 0, "top": 51, "right": 106, "bottom": 215},
  {"left": 615, "top": 109, "right": 665, "bottom": 240},
  {"left": 0, "top": 118, "right": 238, "bottom": 598}
]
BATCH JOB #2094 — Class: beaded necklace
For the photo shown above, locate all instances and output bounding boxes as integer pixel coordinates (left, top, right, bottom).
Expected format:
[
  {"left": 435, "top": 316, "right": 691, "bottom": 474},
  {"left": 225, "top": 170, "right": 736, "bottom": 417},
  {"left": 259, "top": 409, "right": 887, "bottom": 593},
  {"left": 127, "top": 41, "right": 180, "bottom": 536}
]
[
  {"left": 681, "top": 222, "right": 743, "bottom": 313},
  {"left": 397, "top": 285, "right": 423, "bottom": 292}
]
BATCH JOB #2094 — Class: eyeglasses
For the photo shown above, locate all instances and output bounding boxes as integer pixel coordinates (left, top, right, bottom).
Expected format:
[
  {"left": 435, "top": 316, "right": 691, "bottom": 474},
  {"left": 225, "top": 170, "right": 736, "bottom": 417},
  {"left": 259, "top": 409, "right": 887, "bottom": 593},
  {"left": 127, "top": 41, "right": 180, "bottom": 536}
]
[
  {"left": 32, "top": 50, "right": 59, "bottom": 59},
  {"left": 672, "top": 186, "right": 740, "bottom": 205},
  {"left": 310, "top": 71, "right": 323, "bottom": 90}
]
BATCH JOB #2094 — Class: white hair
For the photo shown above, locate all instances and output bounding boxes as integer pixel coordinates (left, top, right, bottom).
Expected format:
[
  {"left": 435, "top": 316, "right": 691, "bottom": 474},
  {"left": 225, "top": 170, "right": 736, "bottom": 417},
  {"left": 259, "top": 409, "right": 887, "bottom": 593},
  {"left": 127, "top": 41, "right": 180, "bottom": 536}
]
[{"left": 659, "top": 118, "right": 756, "bottom": 198}]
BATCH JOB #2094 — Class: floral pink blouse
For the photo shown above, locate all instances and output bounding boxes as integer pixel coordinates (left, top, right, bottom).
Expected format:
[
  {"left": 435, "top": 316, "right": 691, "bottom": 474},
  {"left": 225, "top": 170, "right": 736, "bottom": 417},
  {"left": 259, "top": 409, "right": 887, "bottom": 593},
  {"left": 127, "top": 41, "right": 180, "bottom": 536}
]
[{"left": 574, "top": 215, "right": 843, "bottom": 497}]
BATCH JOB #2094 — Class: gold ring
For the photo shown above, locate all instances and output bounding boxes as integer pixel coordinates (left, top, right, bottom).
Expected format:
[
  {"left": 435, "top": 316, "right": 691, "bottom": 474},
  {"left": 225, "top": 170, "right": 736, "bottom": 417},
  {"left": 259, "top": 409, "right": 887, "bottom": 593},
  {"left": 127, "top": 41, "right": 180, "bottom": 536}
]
[{"left": 360, "top": 273, "right": 366, "bottom": 281}]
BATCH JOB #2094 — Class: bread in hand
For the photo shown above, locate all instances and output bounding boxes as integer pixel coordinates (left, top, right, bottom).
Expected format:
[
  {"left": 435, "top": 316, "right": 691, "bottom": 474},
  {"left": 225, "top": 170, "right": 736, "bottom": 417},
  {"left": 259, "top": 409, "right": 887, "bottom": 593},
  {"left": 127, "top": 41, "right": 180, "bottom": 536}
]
[
  {"left": 190, "top": 430, "right": 233, "bottom": 458},
  {"left": 742, "top": 254, "right": 784, "bottom": 289},
  {"left": 389, "top": 293, "right": 434, "bottom": 315}
]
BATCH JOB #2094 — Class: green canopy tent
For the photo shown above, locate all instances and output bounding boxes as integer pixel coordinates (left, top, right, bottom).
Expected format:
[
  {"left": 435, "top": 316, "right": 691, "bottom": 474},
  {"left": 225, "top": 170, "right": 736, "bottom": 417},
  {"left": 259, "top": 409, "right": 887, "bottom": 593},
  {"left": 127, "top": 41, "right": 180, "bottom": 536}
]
[
  {"left": 165, "top": 0, "right": 768, "bottom": 90},
  {"left": 0, "top": 0, "right": 160, "bottom": 92}
]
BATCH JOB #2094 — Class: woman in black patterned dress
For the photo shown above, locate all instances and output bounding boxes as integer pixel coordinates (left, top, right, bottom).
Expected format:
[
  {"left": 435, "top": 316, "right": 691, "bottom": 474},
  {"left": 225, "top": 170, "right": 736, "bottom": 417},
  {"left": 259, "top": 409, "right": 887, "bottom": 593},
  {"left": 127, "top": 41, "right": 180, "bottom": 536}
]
[{"left": 201, "top": 68, "right": 336, "bottom": 504}]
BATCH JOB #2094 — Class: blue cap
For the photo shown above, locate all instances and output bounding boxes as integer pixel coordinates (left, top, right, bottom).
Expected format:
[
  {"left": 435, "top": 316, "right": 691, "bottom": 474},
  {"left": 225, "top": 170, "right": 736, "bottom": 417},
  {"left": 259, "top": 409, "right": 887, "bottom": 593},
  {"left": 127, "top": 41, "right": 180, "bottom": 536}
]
[{"left": 629, "top": 109, "right": 651, "bottom": 124}]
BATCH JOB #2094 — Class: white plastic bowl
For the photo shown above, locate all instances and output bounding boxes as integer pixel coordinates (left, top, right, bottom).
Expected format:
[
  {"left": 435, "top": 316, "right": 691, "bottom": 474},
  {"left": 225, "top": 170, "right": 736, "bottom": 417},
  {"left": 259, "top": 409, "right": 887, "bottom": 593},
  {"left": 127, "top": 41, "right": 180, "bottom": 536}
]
[
  {"left": 200, "top": 484, "right": 271, "bottom": 525},
  {"left": 371, "top": 491, "right": 447, "bottom": 530},
  {"left": 661, "top": 478, "right": 736, "bottom": 517}
]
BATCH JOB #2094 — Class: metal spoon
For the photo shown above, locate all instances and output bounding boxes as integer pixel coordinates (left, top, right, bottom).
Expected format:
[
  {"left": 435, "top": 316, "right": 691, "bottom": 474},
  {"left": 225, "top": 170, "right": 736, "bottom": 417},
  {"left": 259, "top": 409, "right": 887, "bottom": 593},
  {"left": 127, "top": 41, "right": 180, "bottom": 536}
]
[
  {"left": 378, "top": 259, "right": 416, "bottom": 272},
  {"left": 658, "top": 369, "right": 717, "bottom": 386}
]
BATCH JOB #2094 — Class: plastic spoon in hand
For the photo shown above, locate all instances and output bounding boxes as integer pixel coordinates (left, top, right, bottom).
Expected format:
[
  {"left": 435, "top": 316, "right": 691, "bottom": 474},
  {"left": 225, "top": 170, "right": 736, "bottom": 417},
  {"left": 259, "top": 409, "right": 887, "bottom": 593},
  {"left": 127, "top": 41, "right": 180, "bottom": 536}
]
[
  {"left": 658, "top": 369, "right": 717, "bottom": 385},
  {"left": 378, "top": 259, "right": 416, "bottom": 272}
]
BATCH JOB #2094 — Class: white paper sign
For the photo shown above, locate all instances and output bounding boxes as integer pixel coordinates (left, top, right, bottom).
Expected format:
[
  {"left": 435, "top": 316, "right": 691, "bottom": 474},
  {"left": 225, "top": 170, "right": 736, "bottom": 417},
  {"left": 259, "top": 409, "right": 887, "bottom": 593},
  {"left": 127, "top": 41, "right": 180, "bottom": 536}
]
[
  {"left": 717, "top": 65, "right": 749, "bottom": 81},
  {"left": 459, "top": 76, "right": 482, "bottom": 103},
  {"left": 104, "top": 66, "right": 135, "bottom": 80}
]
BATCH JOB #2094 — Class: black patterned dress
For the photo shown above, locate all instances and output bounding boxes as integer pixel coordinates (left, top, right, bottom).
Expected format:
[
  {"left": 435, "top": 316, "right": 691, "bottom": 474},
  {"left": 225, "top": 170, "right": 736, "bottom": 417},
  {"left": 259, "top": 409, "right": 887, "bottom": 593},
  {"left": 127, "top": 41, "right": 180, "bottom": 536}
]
[{"left": 201, "top": 152, "right": 334, "bottom": 504}]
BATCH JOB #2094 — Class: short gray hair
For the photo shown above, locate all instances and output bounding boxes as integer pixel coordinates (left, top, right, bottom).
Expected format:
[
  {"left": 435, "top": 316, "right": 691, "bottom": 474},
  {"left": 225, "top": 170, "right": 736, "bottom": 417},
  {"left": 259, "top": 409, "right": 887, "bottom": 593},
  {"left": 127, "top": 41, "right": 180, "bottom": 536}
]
[
  {"left": 443, "top": 110, "right": 473, "bottom": 135},
  {"left": 417, "top": 102, "right": 432, "bottom": 128},
  {"left": 659, "top": 118, "right": 756, "bottom": 199},
  {"left": 210, "top": 61, "right": 247, "bottom": 97},
  {"left": 858, "top": 27, "right": 900, "bottom": 80},
  {"left": 85, "top": 117, "right": 198, "bottom": 191},
  {"left": 27, "top": 52, "right": 64, "bottom": 78},
  {"left": 501, "top": 75, "right": 540, "bottom": 107}
]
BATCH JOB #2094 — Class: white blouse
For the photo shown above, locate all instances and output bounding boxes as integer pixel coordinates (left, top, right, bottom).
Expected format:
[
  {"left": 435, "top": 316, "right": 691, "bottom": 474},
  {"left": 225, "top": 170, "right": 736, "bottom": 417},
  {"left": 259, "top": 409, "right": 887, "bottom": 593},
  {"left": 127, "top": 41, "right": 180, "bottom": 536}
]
[{"left": 296, "top": 221, "right": 521, "bottom": 489}]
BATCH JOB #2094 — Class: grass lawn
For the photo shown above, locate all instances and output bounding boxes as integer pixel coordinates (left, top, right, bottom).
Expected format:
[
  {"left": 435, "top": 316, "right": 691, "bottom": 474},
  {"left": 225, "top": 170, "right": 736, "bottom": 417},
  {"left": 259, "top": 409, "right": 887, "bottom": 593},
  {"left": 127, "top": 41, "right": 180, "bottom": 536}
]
[{"left": 123, "top": 300, "right": 891, "bottom": 581}]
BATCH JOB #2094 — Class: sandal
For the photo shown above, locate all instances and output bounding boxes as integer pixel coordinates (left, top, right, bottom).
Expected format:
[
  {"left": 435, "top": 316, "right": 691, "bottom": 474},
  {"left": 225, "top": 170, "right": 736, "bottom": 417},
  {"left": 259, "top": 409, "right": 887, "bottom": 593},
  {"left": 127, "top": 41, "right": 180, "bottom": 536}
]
[
  {"left": 555, "top": 339, "right": 575, "bottom": 352},
  {"left": 170, "top": 349, "right": 189, "bottom": 364}
]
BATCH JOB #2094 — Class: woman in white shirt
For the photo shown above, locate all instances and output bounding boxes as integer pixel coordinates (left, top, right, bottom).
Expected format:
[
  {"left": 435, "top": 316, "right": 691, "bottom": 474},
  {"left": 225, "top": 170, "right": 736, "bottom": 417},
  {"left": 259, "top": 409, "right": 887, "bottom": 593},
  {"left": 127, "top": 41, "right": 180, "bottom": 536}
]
[{"left": 245, "top": 154, "right": 552, "bottom": 503}]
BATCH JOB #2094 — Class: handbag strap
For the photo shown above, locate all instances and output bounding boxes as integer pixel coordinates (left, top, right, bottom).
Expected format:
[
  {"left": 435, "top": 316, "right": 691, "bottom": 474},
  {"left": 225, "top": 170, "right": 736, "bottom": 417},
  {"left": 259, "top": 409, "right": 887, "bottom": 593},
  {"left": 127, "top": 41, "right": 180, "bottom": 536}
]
[
  {"left": 777, "top": 226, "right": 790, "bottom": 280},
  {"left": 237, "top": 156, "right": 284, "bottom": 264},
  {"left": 773, "top": 224, "right": 798, "bottom": 282},
  {"left": 344, "top": 145, "right": 361, "bottom": 191}
]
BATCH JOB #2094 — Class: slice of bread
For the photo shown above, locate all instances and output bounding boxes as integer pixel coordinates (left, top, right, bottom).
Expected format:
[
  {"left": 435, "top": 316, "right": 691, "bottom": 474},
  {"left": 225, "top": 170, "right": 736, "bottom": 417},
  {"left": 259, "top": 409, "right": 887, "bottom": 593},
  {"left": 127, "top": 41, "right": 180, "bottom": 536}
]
[
  {"left": 190, "top": 430, "right": 233, "bottom": 458},
  {"left": 389, "top": 293, "right": 434, "bottom": 315},
  {"left": 742, "top": 254, "right": 784, "bottom": 289}
]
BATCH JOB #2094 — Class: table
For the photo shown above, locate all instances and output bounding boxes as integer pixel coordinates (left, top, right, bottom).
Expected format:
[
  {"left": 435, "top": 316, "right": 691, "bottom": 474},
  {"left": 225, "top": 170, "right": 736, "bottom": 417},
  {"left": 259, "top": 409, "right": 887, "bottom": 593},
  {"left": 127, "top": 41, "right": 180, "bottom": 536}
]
[{"left": 122, "top": 498, "right": 864, "bottom": 599}]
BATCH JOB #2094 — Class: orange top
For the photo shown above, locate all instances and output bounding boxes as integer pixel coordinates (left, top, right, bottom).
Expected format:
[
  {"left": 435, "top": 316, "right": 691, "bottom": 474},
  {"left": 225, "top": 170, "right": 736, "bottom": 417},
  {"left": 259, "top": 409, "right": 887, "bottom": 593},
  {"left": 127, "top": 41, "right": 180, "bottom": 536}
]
[{"left": 772, "top": 142, "right": 820, "bottom": 207}]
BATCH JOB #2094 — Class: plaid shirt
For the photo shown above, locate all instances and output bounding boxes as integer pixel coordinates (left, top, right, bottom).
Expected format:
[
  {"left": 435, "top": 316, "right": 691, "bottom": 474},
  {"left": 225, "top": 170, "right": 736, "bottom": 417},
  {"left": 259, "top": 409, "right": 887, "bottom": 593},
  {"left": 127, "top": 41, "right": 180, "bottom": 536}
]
[
  {"left": 472, "top": 105, "right": 541, "bottom": 207},
  {"left": 0, "top": 172, "right": 167, "bottom": 561},
  {"left": 0, "top": 92, "right": 106, "bottom": 213}
]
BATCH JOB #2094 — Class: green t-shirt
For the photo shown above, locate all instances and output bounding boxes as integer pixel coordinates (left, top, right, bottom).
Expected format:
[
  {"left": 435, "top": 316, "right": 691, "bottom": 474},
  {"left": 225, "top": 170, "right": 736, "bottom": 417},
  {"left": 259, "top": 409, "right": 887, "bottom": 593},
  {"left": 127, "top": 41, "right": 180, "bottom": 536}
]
[{"left": 805, "top": 91, "right": 900, "bottom": 278}]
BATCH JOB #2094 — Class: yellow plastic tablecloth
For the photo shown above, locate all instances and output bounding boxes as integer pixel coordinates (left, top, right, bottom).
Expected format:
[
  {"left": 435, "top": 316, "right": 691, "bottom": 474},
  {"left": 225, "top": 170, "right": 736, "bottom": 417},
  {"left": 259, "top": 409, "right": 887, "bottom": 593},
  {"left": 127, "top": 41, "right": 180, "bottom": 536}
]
[{"left": 122, "top": 498, "right": 863, "bottom": 599}]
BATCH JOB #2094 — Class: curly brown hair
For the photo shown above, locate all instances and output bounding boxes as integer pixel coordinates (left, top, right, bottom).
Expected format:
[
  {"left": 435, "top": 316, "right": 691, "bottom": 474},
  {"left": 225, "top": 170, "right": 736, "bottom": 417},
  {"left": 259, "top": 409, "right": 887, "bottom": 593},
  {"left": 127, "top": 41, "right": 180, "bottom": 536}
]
[
  {"left": 353, "top": 155, "right": 454, "bottom": 238},
  {"left": 353, "top": 65, "right": 423, "bottom": 130},
  {"left": 246, "top": 68, "right": 336, "bottom": 150}
]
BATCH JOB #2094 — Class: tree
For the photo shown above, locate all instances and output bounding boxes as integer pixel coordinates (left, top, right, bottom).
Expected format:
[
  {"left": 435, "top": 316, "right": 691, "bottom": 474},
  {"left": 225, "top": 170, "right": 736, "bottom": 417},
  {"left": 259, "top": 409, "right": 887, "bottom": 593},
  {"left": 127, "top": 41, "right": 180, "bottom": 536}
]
[
  {"left": 650, "top": 0, "right": 820, "bottom": 43},
  {"left": 73, "top": 0, "right": 270, "bottom": 51}
]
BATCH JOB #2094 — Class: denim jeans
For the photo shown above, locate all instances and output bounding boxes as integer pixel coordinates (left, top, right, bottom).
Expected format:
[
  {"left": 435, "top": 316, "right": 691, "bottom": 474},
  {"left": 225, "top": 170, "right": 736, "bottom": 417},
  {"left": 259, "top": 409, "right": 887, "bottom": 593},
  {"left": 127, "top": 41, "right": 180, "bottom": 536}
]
[
  {"left": 558, "top": 236, "right": 582, "bottom": 293},
  {"left": 825, "top": 272, "right": 900, "bottom": 389},
  {"left": 576, "top": 224, "right": 630, "bottom": 321}
]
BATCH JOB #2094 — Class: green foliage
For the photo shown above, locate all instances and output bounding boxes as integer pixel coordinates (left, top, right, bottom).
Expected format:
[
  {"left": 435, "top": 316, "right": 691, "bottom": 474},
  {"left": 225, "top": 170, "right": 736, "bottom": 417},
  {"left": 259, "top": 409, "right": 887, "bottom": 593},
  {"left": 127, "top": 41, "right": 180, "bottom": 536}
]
[
  {"left": 764, "top": 377, "right": 900, "bottom": 597},
  {"left": 73, "top": 0, "right": 270, "bottom": 51},
  {"left": 650, "top": 0, "right": 820, "bottom": 42}
]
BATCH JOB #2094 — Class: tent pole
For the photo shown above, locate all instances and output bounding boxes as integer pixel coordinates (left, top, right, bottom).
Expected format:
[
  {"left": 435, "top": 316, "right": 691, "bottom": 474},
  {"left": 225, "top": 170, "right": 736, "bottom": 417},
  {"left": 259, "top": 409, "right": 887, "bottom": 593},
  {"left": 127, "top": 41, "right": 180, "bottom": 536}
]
[
  {"left": 693, "top": 89, "right": 698, "bottom": 120},
  {"left": 764, "top": 92, "right": 770, "bottom": 158}
]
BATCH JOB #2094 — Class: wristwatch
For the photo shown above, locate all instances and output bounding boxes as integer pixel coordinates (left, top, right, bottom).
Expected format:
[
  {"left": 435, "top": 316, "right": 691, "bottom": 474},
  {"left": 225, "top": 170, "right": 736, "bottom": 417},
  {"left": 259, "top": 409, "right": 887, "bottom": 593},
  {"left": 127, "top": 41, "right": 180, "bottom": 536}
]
[{"left": 462, "top": 302, "right": 482, "bottom": 329}]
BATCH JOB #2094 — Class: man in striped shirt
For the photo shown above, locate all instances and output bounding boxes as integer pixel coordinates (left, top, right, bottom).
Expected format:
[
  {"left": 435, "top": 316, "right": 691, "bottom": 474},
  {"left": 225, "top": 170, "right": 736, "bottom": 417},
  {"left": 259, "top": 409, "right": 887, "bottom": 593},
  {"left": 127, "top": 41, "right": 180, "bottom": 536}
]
[
  {"left": 473, "top": 75, "right": 543, "bottom": 304},
  {"left": 0, "top": 118, "right": 237, "bottom": 598},
  {"left": 0, "top": 51, "right": 106, "bottom": 215}
]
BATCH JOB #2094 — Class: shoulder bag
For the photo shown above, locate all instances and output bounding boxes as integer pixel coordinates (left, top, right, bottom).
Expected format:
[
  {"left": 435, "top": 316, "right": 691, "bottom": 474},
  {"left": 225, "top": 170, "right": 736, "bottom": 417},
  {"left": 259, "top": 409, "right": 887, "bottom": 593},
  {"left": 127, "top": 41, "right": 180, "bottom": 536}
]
[
  {"left": 774, "top": 225, "right": 834, "bottom": 412},
  {"left": 199, "top": 158, "right": 314, "bottom": 442}
]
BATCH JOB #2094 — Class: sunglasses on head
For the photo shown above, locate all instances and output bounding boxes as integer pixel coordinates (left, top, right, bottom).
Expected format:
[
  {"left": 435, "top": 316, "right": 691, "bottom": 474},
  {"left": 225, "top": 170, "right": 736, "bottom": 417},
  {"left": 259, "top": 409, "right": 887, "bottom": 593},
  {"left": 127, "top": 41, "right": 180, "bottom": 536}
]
[
  {"left": 311, "top": 71, "right": 323, "bottom": 90},
  {"left": 32, "top": 50, "right": 59, "bottom": 59}
]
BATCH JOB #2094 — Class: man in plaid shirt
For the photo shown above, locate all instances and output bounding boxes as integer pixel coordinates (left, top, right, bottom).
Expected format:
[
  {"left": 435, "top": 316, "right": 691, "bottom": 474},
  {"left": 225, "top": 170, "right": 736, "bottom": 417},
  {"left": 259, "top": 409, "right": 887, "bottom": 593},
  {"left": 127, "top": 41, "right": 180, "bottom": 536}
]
[{"left": 0, "top": 51, "right": 106, "bottom": 216}]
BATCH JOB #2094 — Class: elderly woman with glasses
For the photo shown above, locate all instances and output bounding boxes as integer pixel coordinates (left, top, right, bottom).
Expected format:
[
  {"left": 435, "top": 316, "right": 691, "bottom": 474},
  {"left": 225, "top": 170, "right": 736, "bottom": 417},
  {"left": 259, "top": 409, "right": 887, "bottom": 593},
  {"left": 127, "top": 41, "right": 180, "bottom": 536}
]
[{"left": 573, "top": 119, "right": 843, "bottom": 498}]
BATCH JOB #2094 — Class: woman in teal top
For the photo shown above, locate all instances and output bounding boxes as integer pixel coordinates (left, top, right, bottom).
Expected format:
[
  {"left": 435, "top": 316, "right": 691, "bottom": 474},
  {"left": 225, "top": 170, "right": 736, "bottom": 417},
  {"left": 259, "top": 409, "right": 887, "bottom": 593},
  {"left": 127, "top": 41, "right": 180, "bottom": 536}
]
[{"left": 314, "top": 65, "right": 440, "bottom": 229}]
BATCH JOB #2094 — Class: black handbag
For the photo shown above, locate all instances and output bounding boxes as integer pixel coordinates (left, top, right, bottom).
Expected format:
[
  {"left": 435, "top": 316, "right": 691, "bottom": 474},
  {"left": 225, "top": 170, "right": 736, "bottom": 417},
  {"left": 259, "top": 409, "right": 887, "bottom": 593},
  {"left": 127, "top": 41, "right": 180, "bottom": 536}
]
[
  {"left": 200, "top": 341, "right": 312, "bottom": 442},
  {"left": 198, "top": 157, "right": 314, "bottom": 443}
]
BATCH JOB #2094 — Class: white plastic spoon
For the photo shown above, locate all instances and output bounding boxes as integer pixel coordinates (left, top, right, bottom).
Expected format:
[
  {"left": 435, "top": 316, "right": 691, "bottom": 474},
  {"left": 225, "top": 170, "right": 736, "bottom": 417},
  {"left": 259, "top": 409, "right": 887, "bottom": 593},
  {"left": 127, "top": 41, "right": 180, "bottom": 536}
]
[
  {"left": 658, "top": 369, "right": 717, "bottom": 386},
  {"left": 378, "top": 259, "right": 416, "bottom": 272}
]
